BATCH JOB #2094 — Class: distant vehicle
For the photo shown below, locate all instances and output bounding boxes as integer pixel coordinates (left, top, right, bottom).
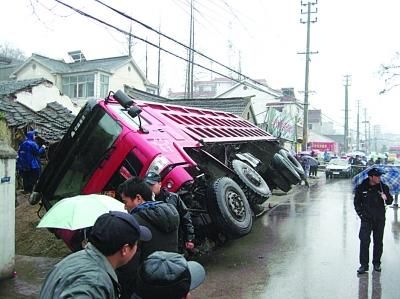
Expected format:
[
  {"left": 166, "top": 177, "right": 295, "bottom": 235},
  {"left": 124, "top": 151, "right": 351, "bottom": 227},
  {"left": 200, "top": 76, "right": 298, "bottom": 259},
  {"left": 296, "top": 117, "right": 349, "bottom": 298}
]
[
  {"left": 325, "top": 158, "right": 352, "bottom": 178},
  {"left": 29, "top": 90, "right": 304, "bottom": 249},
  {"left": 389, "top": 146, "right": 400, "bottom": 159}
]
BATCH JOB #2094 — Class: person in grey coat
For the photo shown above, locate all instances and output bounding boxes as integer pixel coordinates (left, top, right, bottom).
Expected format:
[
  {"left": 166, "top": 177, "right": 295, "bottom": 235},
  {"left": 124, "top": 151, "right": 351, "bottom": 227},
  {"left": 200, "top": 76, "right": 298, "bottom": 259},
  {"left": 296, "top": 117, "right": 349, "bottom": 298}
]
[{"left": 39, "top": 211, "right": 151, "bottom": 299}]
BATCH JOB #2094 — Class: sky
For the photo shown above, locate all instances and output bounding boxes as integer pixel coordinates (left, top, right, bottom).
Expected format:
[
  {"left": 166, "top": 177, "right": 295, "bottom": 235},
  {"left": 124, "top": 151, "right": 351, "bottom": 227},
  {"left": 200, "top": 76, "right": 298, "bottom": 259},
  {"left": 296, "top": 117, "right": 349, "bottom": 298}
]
[{"left": 2, "top": 0, "right": 400, "bottom": 137}]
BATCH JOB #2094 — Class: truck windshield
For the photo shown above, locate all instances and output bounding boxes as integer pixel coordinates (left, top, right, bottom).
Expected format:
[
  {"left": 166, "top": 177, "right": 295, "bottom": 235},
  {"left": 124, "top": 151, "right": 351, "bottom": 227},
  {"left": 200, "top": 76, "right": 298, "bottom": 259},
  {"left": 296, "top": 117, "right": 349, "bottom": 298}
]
[{"left": 50, "top": 109, "right": 122, "bottom": 204}]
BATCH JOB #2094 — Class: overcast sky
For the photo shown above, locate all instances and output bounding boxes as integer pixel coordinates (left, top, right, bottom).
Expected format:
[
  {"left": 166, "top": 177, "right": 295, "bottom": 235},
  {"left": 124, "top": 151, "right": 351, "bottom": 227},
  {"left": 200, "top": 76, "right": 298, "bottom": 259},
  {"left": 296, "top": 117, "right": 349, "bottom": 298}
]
[{"left": 2, "top": 0, "right": 400, "bottom": 136}]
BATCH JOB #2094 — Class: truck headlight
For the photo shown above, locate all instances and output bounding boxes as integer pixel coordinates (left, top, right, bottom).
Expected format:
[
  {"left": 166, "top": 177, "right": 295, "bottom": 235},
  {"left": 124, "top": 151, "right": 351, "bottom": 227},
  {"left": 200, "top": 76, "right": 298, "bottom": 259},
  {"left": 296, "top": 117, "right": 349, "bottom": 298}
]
[{"left": 147, "top": 155, "right": 170, "bottom": 174}]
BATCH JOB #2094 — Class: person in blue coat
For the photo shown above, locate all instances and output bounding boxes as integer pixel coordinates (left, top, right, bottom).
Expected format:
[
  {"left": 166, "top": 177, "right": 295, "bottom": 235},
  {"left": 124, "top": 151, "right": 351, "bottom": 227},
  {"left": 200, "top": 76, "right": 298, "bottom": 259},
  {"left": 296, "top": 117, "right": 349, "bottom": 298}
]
[{"left": 16, "top": 130, "right": 46, "bottom": 192}]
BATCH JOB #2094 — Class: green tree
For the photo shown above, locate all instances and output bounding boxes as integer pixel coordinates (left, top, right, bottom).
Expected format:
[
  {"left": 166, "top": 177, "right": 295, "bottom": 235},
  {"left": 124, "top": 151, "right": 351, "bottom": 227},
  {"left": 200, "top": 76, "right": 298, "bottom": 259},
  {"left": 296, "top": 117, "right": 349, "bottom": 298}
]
[{"left": 380, "top": 144, "right": 388, "bottom": 153}]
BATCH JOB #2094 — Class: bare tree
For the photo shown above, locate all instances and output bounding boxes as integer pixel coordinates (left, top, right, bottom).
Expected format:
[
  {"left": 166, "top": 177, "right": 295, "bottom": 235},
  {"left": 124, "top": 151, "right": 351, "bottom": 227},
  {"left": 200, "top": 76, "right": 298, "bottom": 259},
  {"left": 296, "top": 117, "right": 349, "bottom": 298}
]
[
  {"left": 379, "top": 52, "right": 400, "bottom": 94},
  {"left": 0, "top": 43, "right": 26, "bottom": 61}
]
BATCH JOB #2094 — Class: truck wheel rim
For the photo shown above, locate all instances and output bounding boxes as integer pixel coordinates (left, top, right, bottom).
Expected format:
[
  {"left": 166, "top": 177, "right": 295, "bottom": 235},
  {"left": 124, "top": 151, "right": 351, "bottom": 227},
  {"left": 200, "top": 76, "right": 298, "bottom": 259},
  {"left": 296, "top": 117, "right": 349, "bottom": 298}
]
[
  {"left": 243, "top": 166, "right": 261, "bottom": 186},
  {"left": 226, "top": 189, "right": 246, "bottom": 220}
]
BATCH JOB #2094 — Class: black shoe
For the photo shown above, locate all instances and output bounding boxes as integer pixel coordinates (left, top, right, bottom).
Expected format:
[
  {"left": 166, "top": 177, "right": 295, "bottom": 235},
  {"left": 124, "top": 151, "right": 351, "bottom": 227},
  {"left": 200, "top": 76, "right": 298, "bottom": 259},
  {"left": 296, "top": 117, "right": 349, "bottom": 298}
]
[
  {"left": 357, "top": 265, "right": 369, "bottom": 274},
  {"left": 373, "top": 264, "right": 381, "bottom": 272}
]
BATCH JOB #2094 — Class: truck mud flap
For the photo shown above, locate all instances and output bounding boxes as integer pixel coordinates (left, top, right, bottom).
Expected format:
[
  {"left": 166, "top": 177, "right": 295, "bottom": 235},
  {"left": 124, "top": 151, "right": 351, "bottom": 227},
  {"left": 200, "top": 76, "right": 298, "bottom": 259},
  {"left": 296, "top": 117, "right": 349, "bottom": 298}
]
[{"left": 207, "top": 177, "right": 253, "bottom": 238}]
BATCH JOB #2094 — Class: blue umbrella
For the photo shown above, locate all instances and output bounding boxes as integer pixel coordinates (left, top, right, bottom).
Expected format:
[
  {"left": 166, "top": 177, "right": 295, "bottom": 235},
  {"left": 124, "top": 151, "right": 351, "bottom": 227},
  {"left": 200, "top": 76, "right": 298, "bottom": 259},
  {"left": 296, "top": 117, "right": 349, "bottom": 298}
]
[{"left": 352, "top": 164, "right": 400, "bottom": 194}]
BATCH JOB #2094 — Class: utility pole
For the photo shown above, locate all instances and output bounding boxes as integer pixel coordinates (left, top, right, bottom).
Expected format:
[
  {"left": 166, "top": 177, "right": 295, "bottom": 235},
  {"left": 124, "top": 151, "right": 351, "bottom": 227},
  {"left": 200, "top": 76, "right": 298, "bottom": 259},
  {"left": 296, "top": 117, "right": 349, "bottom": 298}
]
[
  {"left": 343, "top": 75, "right": 351, "bottom": 153},
  {"left": 157, "top": 25, "right": 161, "bottom": 96},
  {"left": 299, "top": 1, "right": 318, "bottom": 151},
  {"left": 363, "top": 108, "right": 368, "bottom": 153},
  {"left": 145, "top": 38, "right": 148, "bottom": 79},
  {"left": 356, "top": 100, "right": 360, "bottom": 151},
  {"left": 128, "top": 23, "right": 133, "bottom": 57},
  {"left": 368, "top": 117, "right": 371, "bottom": 153},
  {"left": 185, "top": 0, "right": 195, "bottom": 98}
]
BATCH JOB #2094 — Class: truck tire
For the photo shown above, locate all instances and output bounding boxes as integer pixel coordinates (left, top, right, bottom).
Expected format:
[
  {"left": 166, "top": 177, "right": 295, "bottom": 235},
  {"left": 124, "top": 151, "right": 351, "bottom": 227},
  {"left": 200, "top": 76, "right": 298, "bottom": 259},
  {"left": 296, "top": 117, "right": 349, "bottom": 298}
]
[
  {"left": 232, "top": 159, "right": 271, "bottom": 199},
  {"left": 279, "top": 149, "right": 305, "bottom": 178},
  {"left": 272, "top": 153, "right": 301, "bottom": 184},
  {"left": 208, "top": 177, "right": 253, "bottom": 237},
  {"left": 269, "top": 166, "right": 292, "bottom": 192}
]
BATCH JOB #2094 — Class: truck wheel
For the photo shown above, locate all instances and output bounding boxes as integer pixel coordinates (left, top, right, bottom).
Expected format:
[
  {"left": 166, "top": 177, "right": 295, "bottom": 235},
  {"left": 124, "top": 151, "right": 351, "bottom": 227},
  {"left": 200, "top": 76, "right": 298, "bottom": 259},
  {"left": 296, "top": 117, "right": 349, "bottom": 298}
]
[
  {"left": 272, "top": 153, "right": 301, "bottom": 184},
  {"left": 208, "top": 177, "right": 253, "bottom": 237},
  {"left": 232, "top": 160, "right": 271, "bottom": 199},
  {"left": 279, "top": 149, "right": 305, "bottom": 178},
  {"left": 269, "top": 166, "right": 292, "bottom": 192}
]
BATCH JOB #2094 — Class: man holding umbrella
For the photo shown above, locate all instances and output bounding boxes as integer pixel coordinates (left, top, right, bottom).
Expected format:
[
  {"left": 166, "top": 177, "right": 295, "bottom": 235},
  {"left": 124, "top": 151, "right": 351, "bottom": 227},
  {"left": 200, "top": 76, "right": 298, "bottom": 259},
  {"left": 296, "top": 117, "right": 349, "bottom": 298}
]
[{"left": 354, "top": 167, "right": 393, "bottom": 274}]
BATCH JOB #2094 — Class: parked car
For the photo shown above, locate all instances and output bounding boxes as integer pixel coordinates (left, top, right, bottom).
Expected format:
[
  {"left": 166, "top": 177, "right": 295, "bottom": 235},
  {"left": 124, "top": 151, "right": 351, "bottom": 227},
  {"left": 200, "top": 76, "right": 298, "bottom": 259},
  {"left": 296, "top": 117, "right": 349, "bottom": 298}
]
[
  {"left": 325, "top": 158, "right": 352, "bottom": 178},
  {"left": 30, "top": 90, "right": 304, "bottom": 249}
]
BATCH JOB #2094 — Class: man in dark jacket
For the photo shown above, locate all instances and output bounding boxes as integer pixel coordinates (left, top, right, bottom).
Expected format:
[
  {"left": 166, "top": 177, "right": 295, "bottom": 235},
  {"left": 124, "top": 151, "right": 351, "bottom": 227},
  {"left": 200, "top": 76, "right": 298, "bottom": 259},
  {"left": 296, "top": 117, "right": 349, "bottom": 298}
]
[
  {"left": 144, "top": 172, "right": 195, "bottom": 250},
  {"left": 17, "top": 130, "right": 46, "bottom": 192},
  {"left": 39, "top": 211, "right": 151, "bottom": 299},
  {"left": 354, "top": 167, "right": 393, "bottom": 274},
  {"left": 116, "top": 177, "right": 180, "bottom": 299}
]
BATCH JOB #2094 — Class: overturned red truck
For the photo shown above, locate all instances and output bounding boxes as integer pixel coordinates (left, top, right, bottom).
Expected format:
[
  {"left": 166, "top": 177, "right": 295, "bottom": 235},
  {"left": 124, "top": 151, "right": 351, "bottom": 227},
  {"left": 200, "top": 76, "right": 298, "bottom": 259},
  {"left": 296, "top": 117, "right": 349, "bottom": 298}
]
[{"left": 30, "top": 90, "right": 305, "bottom": 246}]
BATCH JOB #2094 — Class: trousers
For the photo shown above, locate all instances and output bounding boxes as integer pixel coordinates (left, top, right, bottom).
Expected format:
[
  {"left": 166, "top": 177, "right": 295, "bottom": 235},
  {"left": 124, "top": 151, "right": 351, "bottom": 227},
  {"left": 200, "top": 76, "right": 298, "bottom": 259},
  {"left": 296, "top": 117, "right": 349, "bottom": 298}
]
[
  {"left": 359, "top": 219, "right": 385, "bottom": 266},
  {"left": 21, "top": 169, "right": 40, "bottom": 192}
]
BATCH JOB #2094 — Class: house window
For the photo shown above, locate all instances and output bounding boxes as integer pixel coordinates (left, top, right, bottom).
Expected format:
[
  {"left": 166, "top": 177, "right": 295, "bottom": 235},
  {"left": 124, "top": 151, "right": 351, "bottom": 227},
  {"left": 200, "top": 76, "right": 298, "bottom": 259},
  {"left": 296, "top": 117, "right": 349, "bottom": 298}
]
[
  {"left": 100, "top": 74, "right": 110, "bottom": 98},
  {"left": 62, "top": 74, "right": 95, "bottom": 98}
]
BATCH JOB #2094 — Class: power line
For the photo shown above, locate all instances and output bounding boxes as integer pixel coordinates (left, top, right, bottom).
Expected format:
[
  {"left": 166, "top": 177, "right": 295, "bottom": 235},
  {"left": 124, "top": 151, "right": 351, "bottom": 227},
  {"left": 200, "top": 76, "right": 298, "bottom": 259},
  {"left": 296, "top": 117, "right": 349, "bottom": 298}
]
[
  {"left": 52, "top": 0, "right": 275, "bottom": 95},
  {"left": 91, "top": 0, "right": 272, "bottom": 90}
]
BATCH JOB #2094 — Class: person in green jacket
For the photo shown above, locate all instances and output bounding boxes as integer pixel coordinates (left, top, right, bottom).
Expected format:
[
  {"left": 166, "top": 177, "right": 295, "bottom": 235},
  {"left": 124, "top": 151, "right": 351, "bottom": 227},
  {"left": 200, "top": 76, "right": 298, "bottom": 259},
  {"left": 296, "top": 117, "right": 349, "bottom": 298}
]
[{"left": 39, "top": 211, "right": 151, "bottom": 299}]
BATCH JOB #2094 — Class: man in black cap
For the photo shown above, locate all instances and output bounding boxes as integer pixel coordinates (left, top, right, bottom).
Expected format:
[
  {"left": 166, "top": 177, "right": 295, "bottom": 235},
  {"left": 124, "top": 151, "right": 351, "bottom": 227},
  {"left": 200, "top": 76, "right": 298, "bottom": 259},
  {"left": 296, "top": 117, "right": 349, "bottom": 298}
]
[
  {"left": 133, "top": 251, "right": 206, "bottom": 299},
  {"left": 354, "top": 167, "right": 393, "bottom": 274},
  {"left": 39, "top": 211, "right": 151, "bottom": 299},
  {"left": 145, "top": 172, "right": 195, "bottom": 251}
]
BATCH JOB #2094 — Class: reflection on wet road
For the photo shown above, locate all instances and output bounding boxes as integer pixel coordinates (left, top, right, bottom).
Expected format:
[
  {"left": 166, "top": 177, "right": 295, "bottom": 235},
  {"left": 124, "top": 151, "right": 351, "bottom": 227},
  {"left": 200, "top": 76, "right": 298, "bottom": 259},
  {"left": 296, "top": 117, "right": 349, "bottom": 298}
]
[{"left": 193, "top": 179, "right": 400, "bottom": 299}]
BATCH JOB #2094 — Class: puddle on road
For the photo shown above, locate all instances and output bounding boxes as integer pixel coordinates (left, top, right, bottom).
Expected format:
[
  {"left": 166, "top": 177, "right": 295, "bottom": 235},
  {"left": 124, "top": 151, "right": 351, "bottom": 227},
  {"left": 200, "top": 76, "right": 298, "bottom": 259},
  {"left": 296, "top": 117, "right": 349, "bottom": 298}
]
[{"left": 0, "top": 255, "right": 59, "bottom": 298}]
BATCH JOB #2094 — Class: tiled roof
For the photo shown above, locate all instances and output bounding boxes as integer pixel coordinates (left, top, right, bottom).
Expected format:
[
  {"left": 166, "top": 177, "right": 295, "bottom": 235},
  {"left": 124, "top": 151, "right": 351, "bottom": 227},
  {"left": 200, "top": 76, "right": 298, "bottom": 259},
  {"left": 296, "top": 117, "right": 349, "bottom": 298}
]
[
  {"left": 0, "top": 57, "right": 23, "bottom": 81},
  {"left": 31, "top": 54, "right": 70, "bottom": 73},
  {"left": 168, "top": 98, "right": 250, "bottom": 116},
  {"left": 125, "top": 87, "right": 250, "bottom": 116},
  {"left": 68, "top": 56, "right": 131, "bottom": 73},
  {"left": 0, "top": 78, "right": 50, "bottom": 96},
  {"left": 125, "top": 87, "right": 169, "bottom": 103},
  {"left": 0, "top": 97, "right": 74, "bottom": 143},
  {"left": 31, "top": 54, "right": 131, "bottom": 74}
]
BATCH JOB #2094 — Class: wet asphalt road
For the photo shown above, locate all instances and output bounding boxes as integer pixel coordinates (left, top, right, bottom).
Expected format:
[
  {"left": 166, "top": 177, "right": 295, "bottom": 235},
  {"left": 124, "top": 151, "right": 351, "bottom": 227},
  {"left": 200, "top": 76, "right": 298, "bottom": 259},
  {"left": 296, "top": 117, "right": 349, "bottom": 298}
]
[
  {"left": 1, "top": 178, "right": 400, "bottom": 298},
  {"left": 192, "top": 178, "right": 400, "bottom": 299}
]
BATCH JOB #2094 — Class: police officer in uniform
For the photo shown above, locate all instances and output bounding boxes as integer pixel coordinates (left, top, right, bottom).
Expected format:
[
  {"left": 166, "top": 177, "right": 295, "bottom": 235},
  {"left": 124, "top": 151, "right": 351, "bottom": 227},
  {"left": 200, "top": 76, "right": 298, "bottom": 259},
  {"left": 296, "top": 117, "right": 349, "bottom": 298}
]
[{"left": 354, "top": 167, "right": 393, "bottom": 274}]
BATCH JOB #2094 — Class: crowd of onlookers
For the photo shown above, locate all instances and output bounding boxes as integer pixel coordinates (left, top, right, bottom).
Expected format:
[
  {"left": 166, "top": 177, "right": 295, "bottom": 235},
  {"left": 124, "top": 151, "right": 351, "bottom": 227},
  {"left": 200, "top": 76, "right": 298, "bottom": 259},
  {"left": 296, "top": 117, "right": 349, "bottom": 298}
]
[{"left": 38, "top": 174, "right": 206, "bottom": 299}]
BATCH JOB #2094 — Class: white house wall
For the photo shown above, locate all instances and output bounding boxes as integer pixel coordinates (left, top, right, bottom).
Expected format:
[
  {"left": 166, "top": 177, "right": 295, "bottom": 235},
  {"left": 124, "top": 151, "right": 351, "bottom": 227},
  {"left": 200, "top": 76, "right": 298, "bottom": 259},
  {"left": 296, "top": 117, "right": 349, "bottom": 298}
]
[
  {"left": 16, "top": 83, "right": 81, "bottom": 115},
  {"left": 110, "top": 63, "right": 145, "bottom": 92},
  {"left": 15, "top": 62, "right": 56, "bottom": 83}
]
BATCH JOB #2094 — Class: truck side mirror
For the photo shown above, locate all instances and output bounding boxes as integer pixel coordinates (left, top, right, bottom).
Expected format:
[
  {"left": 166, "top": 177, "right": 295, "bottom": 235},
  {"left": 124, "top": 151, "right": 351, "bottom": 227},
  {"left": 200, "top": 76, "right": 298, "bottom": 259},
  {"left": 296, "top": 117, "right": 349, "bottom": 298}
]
[
  {"left": 114, "top": 90, "right": 133, "bottom": 108},
  {"left": 128, "top": 106, "right": 142, "bottom": 118}
]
